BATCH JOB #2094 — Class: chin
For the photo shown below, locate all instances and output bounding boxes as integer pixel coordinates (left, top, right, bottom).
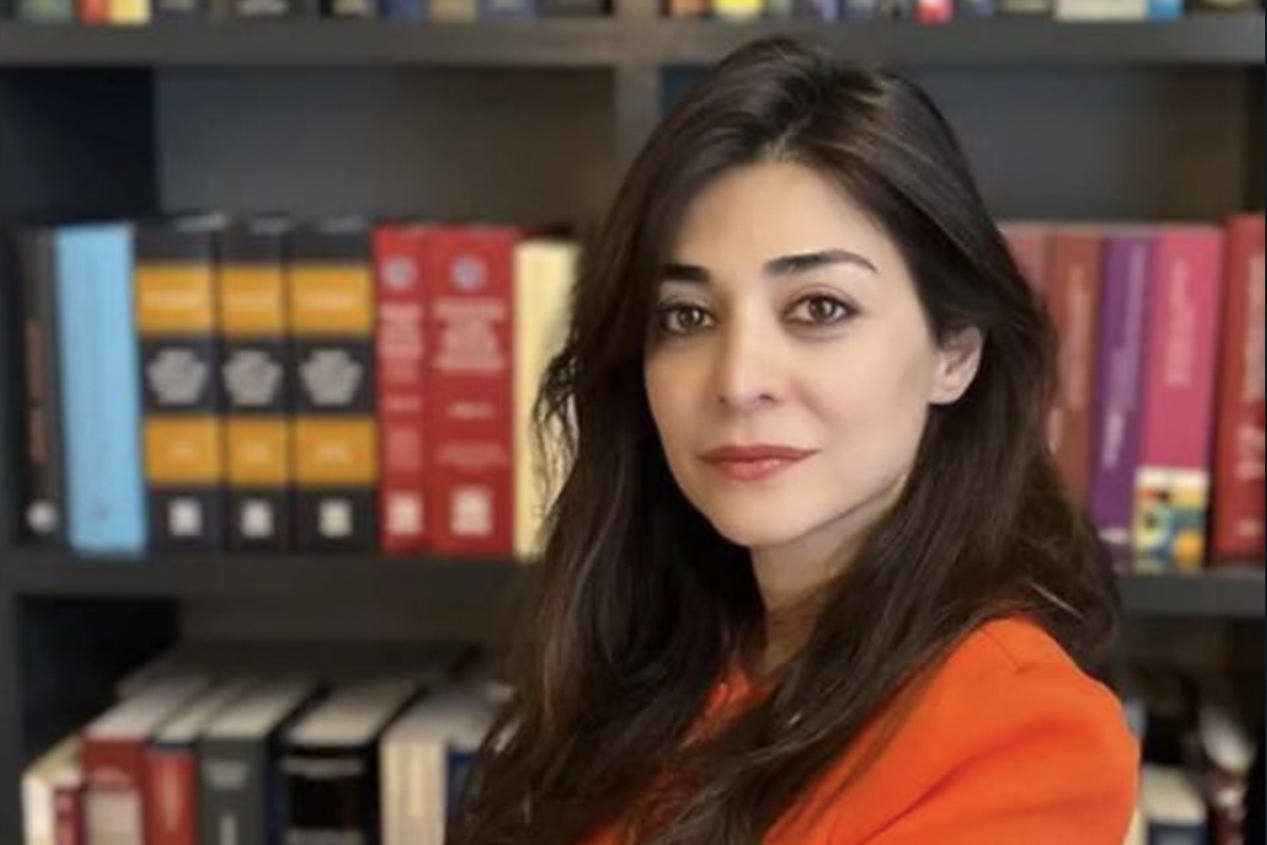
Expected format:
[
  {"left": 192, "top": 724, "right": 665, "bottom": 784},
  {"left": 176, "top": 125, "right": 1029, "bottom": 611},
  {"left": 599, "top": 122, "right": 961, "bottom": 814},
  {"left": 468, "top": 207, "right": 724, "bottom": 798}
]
[{"left": 692, "top": 499, "right": 819, "bottom": 550}]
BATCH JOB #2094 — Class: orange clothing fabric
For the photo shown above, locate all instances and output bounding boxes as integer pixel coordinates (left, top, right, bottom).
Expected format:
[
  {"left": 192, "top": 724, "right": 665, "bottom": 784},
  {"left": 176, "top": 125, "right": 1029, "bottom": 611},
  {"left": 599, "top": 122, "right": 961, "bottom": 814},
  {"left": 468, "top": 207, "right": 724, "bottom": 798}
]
[{"left": 585, "top": 617, "right": 1140, "bottom": 845}]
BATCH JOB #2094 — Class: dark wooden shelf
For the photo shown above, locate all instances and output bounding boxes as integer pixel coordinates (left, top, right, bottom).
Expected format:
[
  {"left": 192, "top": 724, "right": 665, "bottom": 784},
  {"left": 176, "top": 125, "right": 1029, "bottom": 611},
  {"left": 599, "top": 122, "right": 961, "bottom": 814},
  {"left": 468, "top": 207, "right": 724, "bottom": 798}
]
[
  {"left": 4, "top": 549, "right": 1263, "bottom": 618},
  {"left": 1, "top": 548, "right": 528, "bottom": 600},
  {"left": 0, "top": 16, "right": 1258, "bottom": 68},
  {"left": 1118, "top": 565, "right": 1265, "bottom": 619}
]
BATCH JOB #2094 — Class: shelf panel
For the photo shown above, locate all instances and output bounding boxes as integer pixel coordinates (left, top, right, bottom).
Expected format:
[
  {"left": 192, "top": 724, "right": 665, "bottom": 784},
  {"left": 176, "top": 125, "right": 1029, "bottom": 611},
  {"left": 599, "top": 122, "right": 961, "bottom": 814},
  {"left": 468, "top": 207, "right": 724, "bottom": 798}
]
[
  {"left": 2, "top": 549, "right": 528, "bottom": 600},
  {"left": 4, "top": 550, "right": 1263, "bottom": 618},
  {"left": 653, "top": 17, "right": 1267, "bottom": 67},
  {"left": 0, "top": 17, "right": 1259, "bottom": 68},
  {"left": 0, "top": 19, "right": 626, "bottom": 68},
  {"left": 1118, "top": 566, "right": 1265, "bottom": 619}
]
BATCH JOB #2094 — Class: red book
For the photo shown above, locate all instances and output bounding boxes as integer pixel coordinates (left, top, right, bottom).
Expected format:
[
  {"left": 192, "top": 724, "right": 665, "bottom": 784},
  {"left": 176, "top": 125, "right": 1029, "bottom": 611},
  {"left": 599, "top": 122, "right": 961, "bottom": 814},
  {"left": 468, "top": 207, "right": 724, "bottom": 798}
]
[
  {"left": 427, "top": 226, "right": 516, "bottom": 556},
  {"left": 1210, "top": 213, "right": 1265, "bottom": 564},
  {"left": 145, "top": 750, "right": 195, "bottom": 845},
  {"left": 374, "top": 224, "right": 434, "bottom": 554},
  {"left": 915, "top": 0, "right": 952, "bottom": 21},
  {"left": 77, "top": 0, "right": 109, "bottom": 21},
  {"left": 81, "top": 678, "right": 205, "bottom": 845},
  {"left": 999, "top": 222, "right": 1049, "bottom": 295},
  {"left": 54, "top": 783, "right": 83, "bottom": 845},
  {"left": 1044, "top": 226, "right": 1104, "bottom": 503},
  {"left": 1132, "top": 225, "right": 1226, "bottom": 572}
]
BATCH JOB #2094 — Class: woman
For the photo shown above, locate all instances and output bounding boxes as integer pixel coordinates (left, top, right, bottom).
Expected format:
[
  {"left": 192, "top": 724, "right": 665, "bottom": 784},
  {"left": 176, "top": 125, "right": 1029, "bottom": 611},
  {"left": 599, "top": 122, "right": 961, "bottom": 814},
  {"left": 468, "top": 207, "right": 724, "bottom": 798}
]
[{"left": 452, "top": 36, "right": 1139, "bottom": 845}]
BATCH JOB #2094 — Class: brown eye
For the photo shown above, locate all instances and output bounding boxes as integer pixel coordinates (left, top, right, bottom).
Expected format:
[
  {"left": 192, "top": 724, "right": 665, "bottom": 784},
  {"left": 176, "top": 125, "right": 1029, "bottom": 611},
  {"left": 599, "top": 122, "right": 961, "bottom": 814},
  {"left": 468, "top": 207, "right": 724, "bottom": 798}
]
[
  {"left": 788, "top": 295, "right": 854, "bottom": 326},
  {"left": 656, "top": 303, "right": 714, "bottom": 336}
]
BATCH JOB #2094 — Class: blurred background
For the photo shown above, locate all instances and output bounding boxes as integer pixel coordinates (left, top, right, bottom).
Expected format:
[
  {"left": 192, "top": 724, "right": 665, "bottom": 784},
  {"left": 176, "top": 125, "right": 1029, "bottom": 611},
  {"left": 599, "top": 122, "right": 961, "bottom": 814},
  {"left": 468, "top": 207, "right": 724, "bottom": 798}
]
[{"left": 0, "top": 5, "right": 1262, "bottom": 845}]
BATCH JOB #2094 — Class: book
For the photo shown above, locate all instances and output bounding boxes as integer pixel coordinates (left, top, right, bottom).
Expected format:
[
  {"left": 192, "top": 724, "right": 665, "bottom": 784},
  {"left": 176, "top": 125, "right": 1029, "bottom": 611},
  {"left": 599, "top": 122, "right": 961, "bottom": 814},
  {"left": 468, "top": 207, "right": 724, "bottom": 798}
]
[
  {"left": 23, "top": 735, "right": 81, "bottom": 845},
  {"left": 289, "top": 218, "right": 379, "bottom": 553},
  {"left": 199, "top": 678, "right": 323, "bottom": 845},
  {"left": 81, "top": 678, "right": 209, "bottom": 845},
  {"left": 14, "top": 0, "right": 74, "bottom": 21},
  {"left": 1209, "top": 213, "right": 1265, "bottom": 563},
  {"left": 145, "top": 679, "right": 257, "bottom": 845},
  {"left": 380, "top": 685, "right": 499, "bottom": 845},
  {"left": 1139, "top": 766, "right": 1208, "bottom": 845},
  {"left": 1089, "top": 229, "right": 1154, "bottom": 559},
  {"left": 219, "top": 217, "right": 295, "bottom": 553},
  {"left": 135, "top": 217, "right": 226, "bottom": 553},
  {"left": 999, "top": 221, "right": 1049, "bottom": 295},
  {"left": 54, "top": 223, "right": 147, "bottom": 556},
  {"left": 279, "top": 679, "right": 422, "bottom": 845},
  {"left": 374, "top": 224, "right": 433, "bottom": 555},
  {"left": 1044, "top": 226, "right": 1104, "bottom": 503},
  {"left": 427, "top": 226, "right": 517, "bottom": 557},
  {"left": 1132, "top": 225, "right": 1226, "bottom": 572},
  {"left": 16, "top": 228, "right": 65, "bottom": 545},
  {"left": 1054, "top": 0, "right": 1146, "bottom": 17},
  {"left": 512, "top": 238, "right": 576, "bottom": 561}
]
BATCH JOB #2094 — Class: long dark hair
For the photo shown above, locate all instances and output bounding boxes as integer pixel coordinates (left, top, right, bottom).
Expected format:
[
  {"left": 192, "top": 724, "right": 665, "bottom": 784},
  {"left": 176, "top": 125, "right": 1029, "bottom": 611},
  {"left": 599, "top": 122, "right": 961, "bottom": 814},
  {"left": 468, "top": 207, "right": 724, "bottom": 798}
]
[{"left": 450, "top": 36, "right": 1119, "bottom": 845}]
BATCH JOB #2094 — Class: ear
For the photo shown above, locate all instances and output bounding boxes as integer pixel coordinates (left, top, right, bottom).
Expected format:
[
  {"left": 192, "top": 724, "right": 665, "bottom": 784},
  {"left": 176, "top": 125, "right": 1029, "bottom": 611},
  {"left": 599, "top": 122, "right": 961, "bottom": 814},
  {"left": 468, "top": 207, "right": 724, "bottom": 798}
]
[{"left": 929, "top": 327, "right": 984, "bottom": 406}]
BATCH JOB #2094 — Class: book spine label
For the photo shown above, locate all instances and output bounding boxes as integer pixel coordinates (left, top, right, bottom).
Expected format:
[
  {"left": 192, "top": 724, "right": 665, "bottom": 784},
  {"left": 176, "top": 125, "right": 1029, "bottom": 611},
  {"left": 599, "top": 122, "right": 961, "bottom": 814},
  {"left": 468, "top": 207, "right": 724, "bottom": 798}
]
[
  {"left": 374, "top": 226, "right": 431, "bottom": 554},
  {"left": 54, "top": 224, "right": 147, "bottom": 555},
  {"left": 82, "top": 741, "right": 147, "bottom": 845},
  {"left": 53, "top": 783, "right": 83, "bottom": 845},
  {"left": 220, "top": 224, "right": 294, "bottom": 552},
  {"left": 18, "top": 229, "right": 65, "bottom": 545},
  {"left": 1045, "top": 229, "right": 1103, "bottom": 503},
  {"left": 146, "top": 748, "right": 196, "bottom": 845},
  {"left": 199, "top": 743, "right": 266, "bottom": 845},
  {"left": 428, "top": 227, "right": 515, "bottom": 556},
  {"left": 135, "top": 226, "right": 226, "bottom": 553},
  {"left": 279, "top": 748, "right": 378, "bottom": 845},
  {"left": 1133, "top": 227, "right": 1225, "bottom": 571},
  {"left": 1210, "top": 214, "right": 1266, "bottom": 562},
  {"left": 1089, "top": 233, "right": 1152, "bottom": 557},
  {"left": 289, "top": 225, "right": 378, "bottom": 552}
]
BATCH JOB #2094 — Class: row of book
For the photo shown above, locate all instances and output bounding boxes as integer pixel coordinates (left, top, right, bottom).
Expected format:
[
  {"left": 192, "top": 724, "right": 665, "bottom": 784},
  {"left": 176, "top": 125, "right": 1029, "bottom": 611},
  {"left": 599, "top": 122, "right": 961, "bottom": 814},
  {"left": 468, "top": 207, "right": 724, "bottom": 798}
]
[
  {"left": 7, "top": 0, "right": 1258, "bottom": 24},
  {"left": 997, "top": 213, "right": 1264, "bottom": 573},
  {"left": 12, "top": 211, "right": 1264, "bottom": 569},
  {"left": 22, "top": 643, "right": 500, "bottom": 845},
  {"left": 15, "top": 214, "right": 576, "bottom": 558},
  {"left": 1119, "top": 667, "right": 1261, "bottom": 845}
]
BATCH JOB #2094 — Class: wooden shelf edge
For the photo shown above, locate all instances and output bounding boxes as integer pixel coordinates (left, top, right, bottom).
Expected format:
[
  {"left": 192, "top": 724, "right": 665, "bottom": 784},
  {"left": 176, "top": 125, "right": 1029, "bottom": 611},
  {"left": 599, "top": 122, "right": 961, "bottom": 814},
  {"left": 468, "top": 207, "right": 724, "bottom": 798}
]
[
  {"left": 0, "top": 16, "right": 1258, "bottom": 67},
  {"left": 3, "top": 549, "right": 1262, "bottom": 618}
]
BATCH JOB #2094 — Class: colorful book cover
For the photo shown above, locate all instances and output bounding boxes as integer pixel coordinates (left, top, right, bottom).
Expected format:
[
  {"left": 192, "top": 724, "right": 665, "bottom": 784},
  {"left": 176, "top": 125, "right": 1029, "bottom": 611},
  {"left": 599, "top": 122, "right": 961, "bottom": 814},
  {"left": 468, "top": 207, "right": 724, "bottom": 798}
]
[
  {"left": 1132, "top": 225, "right": 1225, "bottom": 572},
  {"left": 1045, "top": 226, "right": 1104, "bottom": 504},
  {"left": 1209, "top": 213, "right": 1265, "bottom": 563},
  {"left": 135, "top": 218, "right": 226, "bottom": 553},
  {"left": 374, "top": 223, "right": 433, "bottom": 555},
  {"left": 1088, "top": 229, "right": 1153, "bottom": 561},
  {"left": 289, "top": 218, "right": 379, "bottom": 553},
  {"left": 428, "top": 226, "right": 516, "bottom": 557},
  {"left": 54, "top": 223, "right": 147, "bottom": 556},
  {"left": 219, "top": 217, "right": 295, "bottom": 553}
]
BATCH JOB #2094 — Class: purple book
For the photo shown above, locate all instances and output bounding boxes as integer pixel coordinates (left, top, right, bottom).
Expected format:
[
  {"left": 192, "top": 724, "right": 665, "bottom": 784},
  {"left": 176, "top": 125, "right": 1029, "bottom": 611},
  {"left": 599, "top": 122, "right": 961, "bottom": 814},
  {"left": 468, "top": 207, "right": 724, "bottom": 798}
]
[{"left": 1088, "top": 229, "right": 1154, "bottom": 563}]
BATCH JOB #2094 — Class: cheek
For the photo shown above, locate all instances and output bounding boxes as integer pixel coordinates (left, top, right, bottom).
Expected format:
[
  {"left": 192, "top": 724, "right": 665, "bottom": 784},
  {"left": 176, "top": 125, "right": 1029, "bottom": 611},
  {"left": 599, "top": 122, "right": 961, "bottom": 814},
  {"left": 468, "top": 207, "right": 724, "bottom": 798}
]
[
  {"left": 807, "top": 341, "right": 936, "bottom": 452},
  {"left": 644, "top": 354, "right": 697, "bottom": 451}
]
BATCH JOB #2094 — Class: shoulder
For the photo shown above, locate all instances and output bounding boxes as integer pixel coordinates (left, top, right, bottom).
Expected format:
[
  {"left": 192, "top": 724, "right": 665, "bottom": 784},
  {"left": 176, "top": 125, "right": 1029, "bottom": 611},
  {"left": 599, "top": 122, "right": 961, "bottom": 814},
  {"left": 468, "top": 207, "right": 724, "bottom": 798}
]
[{"left": 806, "top": 616, "right": 1141, "bottom": 845}]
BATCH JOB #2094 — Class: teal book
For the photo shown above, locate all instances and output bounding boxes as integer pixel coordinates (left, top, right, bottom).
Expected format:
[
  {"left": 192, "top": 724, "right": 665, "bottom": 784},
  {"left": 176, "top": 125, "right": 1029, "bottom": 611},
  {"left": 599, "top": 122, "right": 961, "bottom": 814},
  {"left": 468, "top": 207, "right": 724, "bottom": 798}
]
[{"left": 54, "top": 223, "right": 147, "bottom": 555}]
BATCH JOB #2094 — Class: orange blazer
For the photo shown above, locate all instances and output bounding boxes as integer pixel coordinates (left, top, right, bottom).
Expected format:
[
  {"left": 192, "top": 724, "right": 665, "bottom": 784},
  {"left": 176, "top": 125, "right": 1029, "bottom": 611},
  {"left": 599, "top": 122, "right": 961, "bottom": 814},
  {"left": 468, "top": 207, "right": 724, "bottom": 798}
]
[{"left": 586, "top": 617, "right": 1140, "bottom": 845}]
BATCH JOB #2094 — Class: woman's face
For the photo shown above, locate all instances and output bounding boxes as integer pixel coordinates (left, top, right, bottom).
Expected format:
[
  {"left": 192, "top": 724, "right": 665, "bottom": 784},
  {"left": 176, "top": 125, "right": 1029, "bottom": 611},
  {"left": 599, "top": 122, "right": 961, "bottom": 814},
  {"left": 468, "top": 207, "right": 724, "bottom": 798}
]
[{"left": 644, "top": 161, "right": 980, "bottom": 562}]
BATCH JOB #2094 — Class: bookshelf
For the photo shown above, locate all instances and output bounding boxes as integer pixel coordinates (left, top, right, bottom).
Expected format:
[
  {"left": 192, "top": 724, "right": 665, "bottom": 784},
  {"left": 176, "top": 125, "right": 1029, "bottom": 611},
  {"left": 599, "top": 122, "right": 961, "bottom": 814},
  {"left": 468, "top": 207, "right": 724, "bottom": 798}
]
[{"left": 0, "top": 14, "right": 1263, "bottom": 845}]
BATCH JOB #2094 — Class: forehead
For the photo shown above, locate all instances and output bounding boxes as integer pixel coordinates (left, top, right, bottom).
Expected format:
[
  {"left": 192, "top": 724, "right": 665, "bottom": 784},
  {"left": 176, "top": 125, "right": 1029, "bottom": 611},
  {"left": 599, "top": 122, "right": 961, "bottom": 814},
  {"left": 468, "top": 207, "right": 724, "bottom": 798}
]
[{"left": 669, "top": 160, "right": 895, "bottom": 269}]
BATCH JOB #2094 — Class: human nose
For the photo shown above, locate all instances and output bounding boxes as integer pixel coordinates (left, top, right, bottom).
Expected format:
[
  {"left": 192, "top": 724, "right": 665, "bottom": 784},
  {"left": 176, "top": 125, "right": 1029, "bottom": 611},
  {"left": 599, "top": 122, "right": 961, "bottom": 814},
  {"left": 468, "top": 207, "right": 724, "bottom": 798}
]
[{"left": 711, "top": 308, "right": 783, "bottom": 413}]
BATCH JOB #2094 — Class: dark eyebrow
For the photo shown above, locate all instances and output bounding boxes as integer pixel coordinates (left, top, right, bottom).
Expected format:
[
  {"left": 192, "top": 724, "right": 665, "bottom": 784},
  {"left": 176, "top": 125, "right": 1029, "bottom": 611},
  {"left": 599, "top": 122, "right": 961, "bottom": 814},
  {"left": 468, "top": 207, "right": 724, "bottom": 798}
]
[{"left": 659, "top": 249, "right": 878, "bottom": 284}]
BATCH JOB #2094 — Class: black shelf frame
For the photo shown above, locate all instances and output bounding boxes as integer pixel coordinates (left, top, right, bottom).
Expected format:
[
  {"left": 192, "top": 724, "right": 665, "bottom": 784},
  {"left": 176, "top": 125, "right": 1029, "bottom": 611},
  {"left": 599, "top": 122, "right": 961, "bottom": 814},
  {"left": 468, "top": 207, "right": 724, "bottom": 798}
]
[
  {"left": 1, "top": 549, "right": 1262, "bottom": 618},
  {"left": 0, "top": 16, "right": 1258, "bottom": 68},
  {"left": 0, "top": 13, "right": 1264, "bottom": 845}
]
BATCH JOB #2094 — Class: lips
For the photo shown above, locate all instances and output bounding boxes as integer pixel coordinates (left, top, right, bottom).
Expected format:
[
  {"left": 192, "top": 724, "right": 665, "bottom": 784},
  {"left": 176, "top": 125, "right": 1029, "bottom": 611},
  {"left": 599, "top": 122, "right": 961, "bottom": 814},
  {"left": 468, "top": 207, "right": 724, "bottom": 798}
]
[{"left": 699, "top": 444, "right": 816, "bottom": 481}]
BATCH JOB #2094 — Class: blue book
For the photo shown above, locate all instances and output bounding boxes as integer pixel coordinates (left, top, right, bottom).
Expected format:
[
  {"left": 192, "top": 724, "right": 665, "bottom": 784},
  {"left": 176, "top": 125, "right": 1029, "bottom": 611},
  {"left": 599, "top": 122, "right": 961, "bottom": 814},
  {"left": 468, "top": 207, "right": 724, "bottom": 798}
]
[
  {"left": 54, "top": 223, "right": 147, "bottom": 556},
  {"left": 380, "top": 0, "right": 424, "bottom": 18},
  {"left": 1146, "top": 0, "right": 1181, "bottom": 17},
  {"left": 478, "top": 0, "right": 534, "bottom": 19}
]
